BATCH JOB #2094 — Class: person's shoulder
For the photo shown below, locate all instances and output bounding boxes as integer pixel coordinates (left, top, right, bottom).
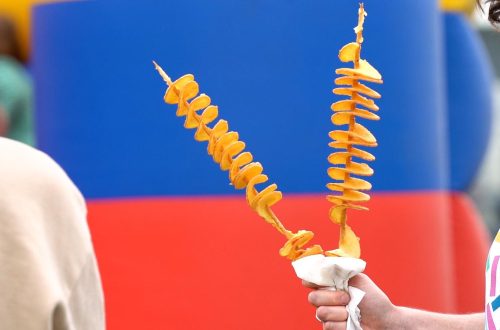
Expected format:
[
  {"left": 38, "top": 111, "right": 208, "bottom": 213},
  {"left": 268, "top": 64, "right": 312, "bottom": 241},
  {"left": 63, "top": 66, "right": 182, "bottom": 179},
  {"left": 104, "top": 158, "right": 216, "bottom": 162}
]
[
  {"left": 0, "top": 137, "right": 85, "bottom": 210},
  {"left": 0, "top": 137, "right": 60, "bottom": 176}
]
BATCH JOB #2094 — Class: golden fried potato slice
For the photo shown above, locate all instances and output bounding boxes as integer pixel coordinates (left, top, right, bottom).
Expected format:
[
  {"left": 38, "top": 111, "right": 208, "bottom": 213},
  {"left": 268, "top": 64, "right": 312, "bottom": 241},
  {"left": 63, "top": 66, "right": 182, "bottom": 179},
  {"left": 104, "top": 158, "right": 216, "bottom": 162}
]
[
  {"left": 213, "top": 131, "right": 239, "bottom": 163},
  {"left": 189, "top": 94, "right": 211, "bottom": 112},
  {"left": 164, "top": 74, "right": 195, "bottom": 104},
  {"left": 328, "top": 151, "right": 352, "bottom": 164},
  {"left": 352, "top": 122, "right": 376, "bottom": 143},
  {"left": 246, "top": 173, "right": 268, "bottom": 203},
  {"left": 329, "top": 127, "right": 377, "bottom": 146},
  {"left": 335, "top": 76, "right": 355, "bottom": 86},
  {"left": 296, "top": 245, "right": 324, "bottom": 259},
  {"left": 352, "top": 94, "right": 379, "bottom": 111},
  {"left": 328, "top": 141, "right": 349, "bottom": 149},
  {"left": 229, "top": 151, "right": 253, "bottom": 182},
  {"left": 341, "top": 224, "right": 361, "bottom": 258},
  {"left": 328, "top": 123, "right": 376, "bottom": 145},
  {"left": 175, "top": 81, "right": 199, "bottom": 117},
  {"left": 329, "top": 204, "right": 368, "bottom": 224},
  {"left": 194, "top": 127, "right": 211, "bottom": 142},
  {"left": 258, "top": 189, "right": 282, "bottom": 209},
  {"left": 279, "top": 230, "right": 315, "bottom": 259},
  {"left": 348, "top": 161, "right": 374, "bottom": 175},
  {"left": 193, "top": 105, "right": 219, "bottom": 140},
  {"left": 255, "top": 190, "right": 283, "bottom": 223},
  {"left": 200, "top": 105, "right": 219, "bottom": 125},
  {"left": 175, "top": 81, "right": 200, "bottom": 117},
  {"left": 328, "top": 138, "right": 377, "bottom": 148},
  {"left": 338, "top": 42, "right": 360, "bottom": 63},
  {"left": 335, "top": 74, "right": 382, "bottom": 85},
  {"left": 331, "top": 109, "right": 380, "bottom": 125},
  {"left": 356, "top": 82, "right": 381, "bottom": 98},
  {"left": 336, "top": 59, "right": 382, "bottom": 81},
  {"left": 333, "top": 83, "right": 381, "bottom": 99},
  {"left": 251, "top": 183, "right": 279, "bottom": 208},
  {"left": 352, "top": 148, "right": 375, "bottom": 161},
  {"left": 359, "top": 59, "right": 382, "bottom": 80},
  {"left": 327, "top": 162, "right": 374, "bottom": 179},
  {"left": 206, "top": 120, "right": 229, "bottom": 153},
  {"left": 184, "top": 94, "right": 211, "bottom": 128},
  {"left": 232, "top": 162, "right": 263, "bottom": 189},
  {"left": 326, "top": 177, "right": 372, "bottom": 191},
  {"left": 329, "top": 204, "right": 346, "bottom": 225},
  {"left": 328, "top": 148, "right": 375, "bottom": 162},
  {"left": 331, "top": 98, "right": 378, "bottom": 112},
  {"left": 331, "top": 100, "right": 355, "bottom": 111},
  {"left": 220, "top": 140, "right": 246, "bottom": 170},
  {"left": 327, "top": 190, "right": 370, "bottom": 204},
  {"left": 350, "top": 147, "right": 375, "bottom": 161},
  {"left": 325, "top": 224, "right": 360, "bottom": 259}
]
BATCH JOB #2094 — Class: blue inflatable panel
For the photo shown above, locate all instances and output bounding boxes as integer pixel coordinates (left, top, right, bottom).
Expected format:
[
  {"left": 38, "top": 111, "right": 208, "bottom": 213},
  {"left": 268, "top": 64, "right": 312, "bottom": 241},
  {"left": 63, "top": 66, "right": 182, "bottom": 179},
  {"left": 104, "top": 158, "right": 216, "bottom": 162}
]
[
  {"left": 33, "top": 0, "right": 447, "bottom": 198},
  {"left": 444, "top": 14, "right": 493, "bottom": 191}
]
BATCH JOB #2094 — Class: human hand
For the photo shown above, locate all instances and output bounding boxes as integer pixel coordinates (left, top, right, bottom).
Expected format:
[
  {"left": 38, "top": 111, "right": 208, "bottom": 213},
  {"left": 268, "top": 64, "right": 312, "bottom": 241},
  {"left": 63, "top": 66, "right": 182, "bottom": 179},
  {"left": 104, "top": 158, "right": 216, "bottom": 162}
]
[{"left": 304, "top": 274, "right": 398, "bottom": 330}]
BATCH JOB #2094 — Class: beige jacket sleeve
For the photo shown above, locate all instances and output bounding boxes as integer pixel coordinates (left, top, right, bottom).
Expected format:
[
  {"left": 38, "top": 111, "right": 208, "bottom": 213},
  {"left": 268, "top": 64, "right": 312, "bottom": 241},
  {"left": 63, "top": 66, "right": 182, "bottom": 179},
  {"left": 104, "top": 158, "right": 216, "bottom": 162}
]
[{"left": 0, "top": 138, "right": 105, "bottom": 330}]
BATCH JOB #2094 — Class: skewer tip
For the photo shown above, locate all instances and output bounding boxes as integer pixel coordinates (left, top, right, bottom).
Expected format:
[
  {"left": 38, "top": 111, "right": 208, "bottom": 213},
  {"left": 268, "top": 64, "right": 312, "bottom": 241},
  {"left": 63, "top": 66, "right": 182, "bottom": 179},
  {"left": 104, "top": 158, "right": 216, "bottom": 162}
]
[{"left": 152, "top": 60, "right": 172, "bottom": 85}]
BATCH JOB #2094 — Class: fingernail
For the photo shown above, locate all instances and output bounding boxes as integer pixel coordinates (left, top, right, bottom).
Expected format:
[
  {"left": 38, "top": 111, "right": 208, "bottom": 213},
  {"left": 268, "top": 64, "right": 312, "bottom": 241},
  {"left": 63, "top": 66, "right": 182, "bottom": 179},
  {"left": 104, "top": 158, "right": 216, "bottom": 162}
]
[
  {"left": 315, "top": 311, "right": 322, "bottom": 323},
  {"left": 308, "top": 291, "right": 317, "bottom": 305}
]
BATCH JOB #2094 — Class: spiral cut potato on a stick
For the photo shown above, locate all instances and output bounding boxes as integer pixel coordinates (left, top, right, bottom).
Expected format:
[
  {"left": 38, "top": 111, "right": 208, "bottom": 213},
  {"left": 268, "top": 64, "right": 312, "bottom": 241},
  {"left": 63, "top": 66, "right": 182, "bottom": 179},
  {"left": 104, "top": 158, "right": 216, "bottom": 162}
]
[
  {"left": 326, "top": 4, "right": 382, "bottom": 259},
  {"left": 153, "top": 62, "right": 323, "bottom": 261},
  {"left": 154, "top": 3, "right": 380, "bottom": 261}
]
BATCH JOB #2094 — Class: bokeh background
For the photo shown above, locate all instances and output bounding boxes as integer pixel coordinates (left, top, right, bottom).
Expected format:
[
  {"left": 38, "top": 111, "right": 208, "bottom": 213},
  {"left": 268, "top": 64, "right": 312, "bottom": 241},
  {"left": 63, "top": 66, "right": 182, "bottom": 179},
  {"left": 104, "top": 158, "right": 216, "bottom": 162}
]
[{"left": 0, "top": 0, "right": 499, "bottom": 329}]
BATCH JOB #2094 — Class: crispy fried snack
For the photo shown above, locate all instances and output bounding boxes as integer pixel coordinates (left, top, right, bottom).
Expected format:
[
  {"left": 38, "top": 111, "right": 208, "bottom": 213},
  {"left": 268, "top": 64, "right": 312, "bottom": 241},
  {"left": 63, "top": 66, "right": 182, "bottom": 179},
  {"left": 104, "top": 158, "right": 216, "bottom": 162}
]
[
  {"left": 153, "top": 62, "right": 322, "bottom": 261},
  {"left": 325, "top": 4, "right": 382, "bottom": 259},
  {"left": 153, "top": 3, "right": 381, "bottom": 261}
]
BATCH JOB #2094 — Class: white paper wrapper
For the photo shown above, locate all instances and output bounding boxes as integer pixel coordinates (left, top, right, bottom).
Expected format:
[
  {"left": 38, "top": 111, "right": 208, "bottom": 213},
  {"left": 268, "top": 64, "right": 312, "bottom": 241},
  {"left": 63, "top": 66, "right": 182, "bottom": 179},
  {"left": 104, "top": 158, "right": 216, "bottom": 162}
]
[{"left": 292, "top": 255, "right": 366, "bottom": 330}]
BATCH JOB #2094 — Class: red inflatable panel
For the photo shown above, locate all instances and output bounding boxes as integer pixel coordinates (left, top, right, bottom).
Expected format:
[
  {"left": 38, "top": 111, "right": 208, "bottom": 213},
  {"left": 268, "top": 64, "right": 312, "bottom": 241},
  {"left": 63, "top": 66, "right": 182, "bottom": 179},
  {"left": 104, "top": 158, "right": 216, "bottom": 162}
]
[
  {"left": 451, "top": 193, "right": 490, "bottom": 313},
  {"left": 87, "top": 192, "right": 488, "bottom": 329}
]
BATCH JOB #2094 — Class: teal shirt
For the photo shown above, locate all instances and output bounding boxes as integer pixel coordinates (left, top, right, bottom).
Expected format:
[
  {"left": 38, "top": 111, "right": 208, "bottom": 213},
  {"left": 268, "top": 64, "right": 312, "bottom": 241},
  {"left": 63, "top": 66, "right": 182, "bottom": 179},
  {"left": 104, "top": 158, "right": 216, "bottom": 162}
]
[{"left": 0, "top": 56, "right": 35, "bottom": 146}]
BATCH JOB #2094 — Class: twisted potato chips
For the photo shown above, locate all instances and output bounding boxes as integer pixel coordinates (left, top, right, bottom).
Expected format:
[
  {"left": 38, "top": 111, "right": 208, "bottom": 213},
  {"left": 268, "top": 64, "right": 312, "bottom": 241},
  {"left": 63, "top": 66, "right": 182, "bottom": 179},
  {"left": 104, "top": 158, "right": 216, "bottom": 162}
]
[
  {"left": 154, "top": 3, "right": 381, "bottom": 261},
  {"left": 326, "top": 4, "right": 382, "bottom": 258},
  {"left": 153, "top": 63, "right": 322, "bottom": 261}
]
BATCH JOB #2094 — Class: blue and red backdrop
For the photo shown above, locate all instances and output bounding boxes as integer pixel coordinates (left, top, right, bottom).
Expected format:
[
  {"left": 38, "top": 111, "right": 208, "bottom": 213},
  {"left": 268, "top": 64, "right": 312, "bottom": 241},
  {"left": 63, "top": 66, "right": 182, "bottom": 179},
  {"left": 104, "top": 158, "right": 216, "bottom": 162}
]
[{"left": 33, "top": 0, "right": 493, "bottom": 329}]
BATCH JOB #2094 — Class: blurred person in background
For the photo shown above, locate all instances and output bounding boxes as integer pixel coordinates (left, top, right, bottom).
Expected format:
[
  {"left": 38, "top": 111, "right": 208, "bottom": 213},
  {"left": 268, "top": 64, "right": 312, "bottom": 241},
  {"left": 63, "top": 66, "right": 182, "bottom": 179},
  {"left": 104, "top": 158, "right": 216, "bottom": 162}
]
[
  {"left": 0, "top": 12, "right": 104, "bottom": 330},
  {"left": 0, "top": 15, "right": 35, "bottom": 146},
  {"left": 307, "top": 1, "right": 500, "bottom": 329}
]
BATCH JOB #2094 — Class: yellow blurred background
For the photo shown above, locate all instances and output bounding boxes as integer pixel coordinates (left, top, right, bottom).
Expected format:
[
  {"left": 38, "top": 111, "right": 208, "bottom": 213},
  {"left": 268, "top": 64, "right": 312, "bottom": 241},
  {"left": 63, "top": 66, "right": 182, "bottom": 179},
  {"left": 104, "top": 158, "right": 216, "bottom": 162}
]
[
  {"left": 0, "top": 0, "right": 68, "bottom": 61},
  {"left": 442, "top": 0, "right": 476, "bottom": 15}
]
